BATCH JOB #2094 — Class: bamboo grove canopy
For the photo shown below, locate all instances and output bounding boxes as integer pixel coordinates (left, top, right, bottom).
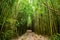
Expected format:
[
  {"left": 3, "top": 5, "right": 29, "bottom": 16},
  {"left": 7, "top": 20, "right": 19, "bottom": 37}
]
[{"left": 0, "top": 0, "right": 60, "bottom": 40}]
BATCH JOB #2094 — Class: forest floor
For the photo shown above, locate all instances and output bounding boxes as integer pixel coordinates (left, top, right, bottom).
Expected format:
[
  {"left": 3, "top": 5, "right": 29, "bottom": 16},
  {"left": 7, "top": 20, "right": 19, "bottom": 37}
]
[{"left": 12, "top": 30, "right": 50, "bottom": 40}]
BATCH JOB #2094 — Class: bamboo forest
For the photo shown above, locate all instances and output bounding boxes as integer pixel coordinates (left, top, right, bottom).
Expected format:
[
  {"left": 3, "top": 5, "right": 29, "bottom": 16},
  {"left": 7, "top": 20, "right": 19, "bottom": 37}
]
[{"left": 0, "top": 0, "right": 60, "bottom": 40}]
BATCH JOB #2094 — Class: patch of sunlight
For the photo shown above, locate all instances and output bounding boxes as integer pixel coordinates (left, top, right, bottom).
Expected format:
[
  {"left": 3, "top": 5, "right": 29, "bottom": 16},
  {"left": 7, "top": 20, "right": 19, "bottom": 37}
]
[
  {"left": 17, "top": 0, "right": 21, "bottom": 5},
  {"left": 32, "top": 6, "right": 35, "bottom": 12},
  {"left": 28, "top": 0, "right": 33, "bottom": 4},
  {"left": 6, "top": 18, "right": 17, "bottom": 24},
  {"left": 27, "top": 14, "right": 32, "bottom": 26}
]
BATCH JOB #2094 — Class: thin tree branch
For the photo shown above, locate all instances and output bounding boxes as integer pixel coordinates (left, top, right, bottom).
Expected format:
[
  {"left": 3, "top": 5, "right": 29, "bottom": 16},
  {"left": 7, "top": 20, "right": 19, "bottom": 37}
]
[{"left": 43, "top": 2, "right": 59, "bottom": 12}]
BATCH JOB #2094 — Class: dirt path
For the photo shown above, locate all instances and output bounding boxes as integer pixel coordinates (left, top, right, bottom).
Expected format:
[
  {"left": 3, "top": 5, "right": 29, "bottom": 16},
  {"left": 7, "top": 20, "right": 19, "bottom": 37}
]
[{"left": 12, "top": 30, "right": 50, "bottom": 40}]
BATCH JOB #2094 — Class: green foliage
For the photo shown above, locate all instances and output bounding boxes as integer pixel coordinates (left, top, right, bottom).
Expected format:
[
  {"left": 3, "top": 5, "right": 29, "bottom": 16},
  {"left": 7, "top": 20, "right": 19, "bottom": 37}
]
[
  {"left": 0, "top": 0, "right": 60, "bottom": 40},
  {"left": 52, "top": 33, "right": 60, "bottom": 40},
  {"left": 1, "top": 30, "right": 16, "bottom": 40}
]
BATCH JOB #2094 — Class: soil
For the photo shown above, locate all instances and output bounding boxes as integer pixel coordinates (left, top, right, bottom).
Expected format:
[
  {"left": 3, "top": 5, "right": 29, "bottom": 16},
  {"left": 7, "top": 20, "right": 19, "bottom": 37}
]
[{"left": 12, "top": 30, "right": 50, "bottom": 40}]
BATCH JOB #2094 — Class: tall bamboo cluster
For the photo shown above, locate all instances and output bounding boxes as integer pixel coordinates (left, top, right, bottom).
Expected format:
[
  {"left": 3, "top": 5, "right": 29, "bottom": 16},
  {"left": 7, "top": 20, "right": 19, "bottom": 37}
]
[
  {"left": 32, "top": 0, "right": 60, "bottom": 35},
  {"left": 0, "top": 0, "right": 60, "bottom": 40}
]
